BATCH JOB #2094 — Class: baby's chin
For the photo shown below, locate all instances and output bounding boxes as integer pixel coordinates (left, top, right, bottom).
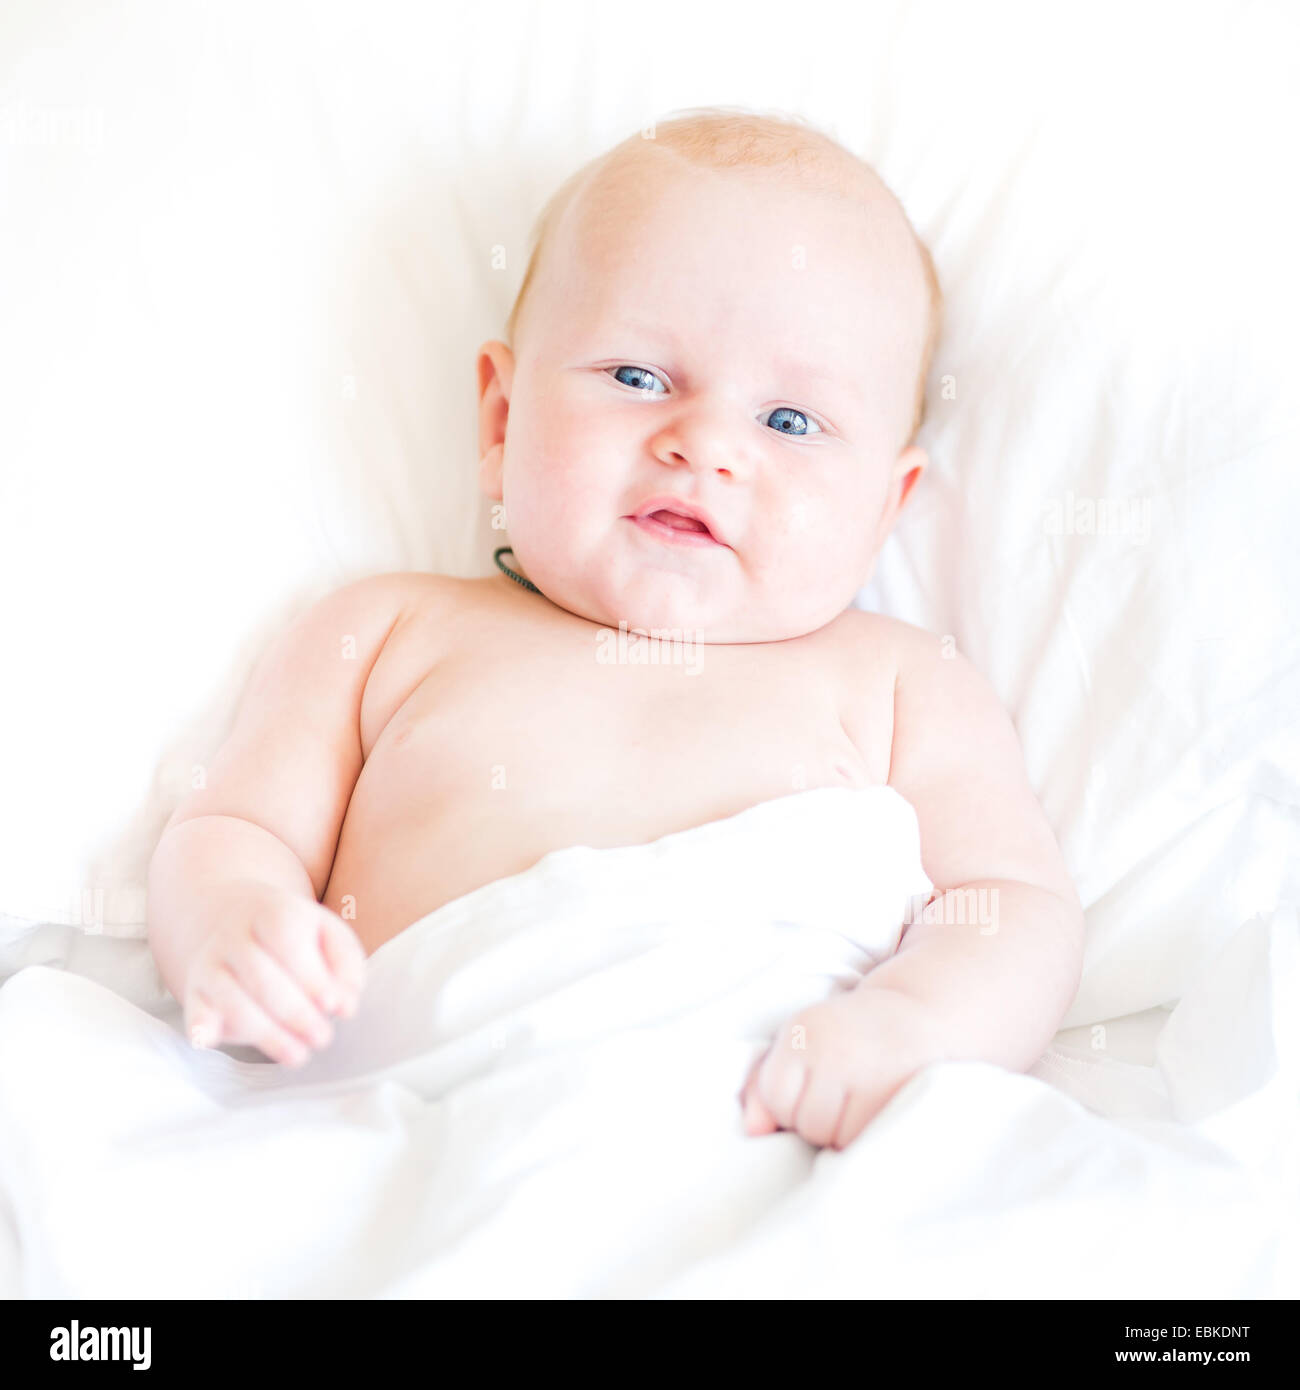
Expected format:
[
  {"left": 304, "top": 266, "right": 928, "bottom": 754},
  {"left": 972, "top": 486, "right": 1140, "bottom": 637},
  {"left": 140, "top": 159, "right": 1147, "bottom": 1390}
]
[
  {"left": 542, "top": 568, "right": 720, "bottom": 639},
  {"left": 546, "top": 565, "right": 838, "bottom": 645}
]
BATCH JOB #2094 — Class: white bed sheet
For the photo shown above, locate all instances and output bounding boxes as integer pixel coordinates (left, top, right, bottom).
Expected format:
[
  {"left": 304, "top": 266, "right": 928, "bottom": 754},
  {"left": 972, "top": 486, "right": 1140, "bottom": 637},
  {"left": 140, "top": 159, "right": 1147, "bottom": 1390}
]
[
  {"left": 1, "top": 790, "right": 1294, "bottom": 1299},
  {"left": 1, "top": 0, "right": 1296, "bottom": 1300}
]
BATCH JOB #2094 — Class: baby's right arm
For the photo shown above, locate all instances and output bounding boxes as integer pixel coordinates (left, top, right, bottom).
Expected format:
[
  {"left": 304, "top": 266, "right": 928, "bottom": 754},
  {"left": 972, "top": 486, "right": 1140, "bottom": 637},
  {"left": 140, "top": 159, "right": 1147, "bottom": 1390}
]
[{"left": 146, "top": 573, "right": 421, "bottom": 1065}]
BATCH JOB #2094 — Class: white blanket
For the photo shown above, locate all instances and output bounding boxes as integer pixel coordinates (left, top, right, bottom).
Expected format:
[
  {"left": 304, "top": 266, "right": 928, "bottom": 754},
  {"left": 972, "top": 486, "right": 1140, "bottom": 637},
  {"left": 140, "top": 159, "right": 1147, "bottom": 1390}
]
[{"left": 0, "top": 785, "right": 1295, "bottom": 1298}]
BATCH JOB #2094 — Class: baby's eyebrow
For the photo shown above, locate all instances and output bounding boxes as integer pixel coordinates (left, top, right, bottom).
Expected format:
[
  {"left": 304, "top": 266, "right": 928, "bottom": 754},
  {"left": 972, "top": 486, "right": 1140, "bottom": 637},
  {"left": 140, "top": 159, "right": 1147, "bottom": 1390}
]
[
  {"left": 614, "top": 317, "right": 679, "bottom": 347},
  {"left": 611, "top": 319, "right": 857, "bottom": 403},
  {"left": 771, "top": 356, "right": 857, "bottom": 399}
]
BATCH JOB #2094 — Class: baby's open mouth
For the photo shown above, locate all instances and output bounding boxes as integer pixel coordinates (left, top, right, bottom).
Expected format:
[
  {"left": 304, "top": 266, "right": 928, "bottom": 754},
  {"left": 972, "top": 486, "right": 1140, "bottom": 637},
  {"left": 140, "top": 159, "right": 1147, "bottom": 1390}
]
[
  {"left": 626, "top": 498, "right": 728, "bottom": 549},
  {"left": 647, "top": 509, "right": 708, "bottom": 534}
]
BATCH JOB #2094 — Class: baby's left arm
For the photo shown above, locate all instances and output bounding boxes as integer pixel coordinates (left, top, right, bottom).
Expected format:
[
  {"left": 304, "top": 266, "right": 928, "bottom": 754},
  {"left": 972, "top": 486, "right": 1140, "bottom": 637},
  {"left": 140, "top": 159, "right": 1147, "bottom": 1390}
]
[{"left": 740, "top": 628, "right": 1085, "bottom": 1148}]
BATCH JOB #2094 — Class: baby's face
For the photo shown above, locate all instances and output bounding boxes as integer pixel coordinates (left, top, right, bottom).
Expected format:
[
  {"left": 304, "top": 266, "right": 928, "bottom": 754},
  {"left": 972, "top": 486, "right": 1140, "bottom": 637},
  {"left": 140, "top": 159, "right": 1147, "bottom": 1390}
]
[{"left": 480, "top": 154, "right": 929, "bottom": 642}]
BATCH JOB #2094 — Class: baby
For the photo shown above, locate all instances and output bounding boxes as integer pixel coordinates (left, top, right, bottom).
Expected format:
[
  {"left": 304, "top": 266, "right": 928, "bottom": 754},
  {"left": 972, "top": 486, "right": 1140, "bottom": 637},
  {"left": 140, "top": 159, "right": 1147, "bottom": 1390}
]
[{"left": 146, "top": 108, "right": 1084, "bottom": 1151}]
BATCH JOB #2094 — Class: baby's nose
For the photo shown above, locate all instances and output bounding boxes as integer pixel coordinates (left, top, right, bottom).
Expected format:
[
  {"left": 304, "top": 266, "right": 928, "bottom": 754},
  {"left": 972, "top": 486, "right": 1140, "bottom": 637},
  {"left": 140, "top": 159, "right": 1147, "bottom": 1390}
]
[{"left": 652, "top": 408, "right": 753, "bottom": 480}]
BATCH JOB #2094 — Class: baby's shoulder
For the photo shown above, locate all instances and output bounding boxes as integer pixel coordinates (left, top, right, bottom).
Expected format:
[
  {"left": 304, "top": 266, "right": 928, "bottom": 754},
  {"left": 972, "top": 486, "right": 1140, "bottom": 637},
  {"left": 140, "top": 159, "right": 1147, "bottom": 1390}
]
[
  {"left": 321, "top": 568, "right": 479, "bottom": 627},
  {"left": 337, "top": 570, "right": 488, "bottom": 755},
  {"left": 823, "top": 610, "right": 974, "bottom": 769},
  {"left": 831, "top": 610, "right": 999, "bottom": 714},
  {"left": 821, "top": 606, "right": 945, "bottom": 679},
  {"left": 335, "top": 569, "right": 507, "bottom": 669}
]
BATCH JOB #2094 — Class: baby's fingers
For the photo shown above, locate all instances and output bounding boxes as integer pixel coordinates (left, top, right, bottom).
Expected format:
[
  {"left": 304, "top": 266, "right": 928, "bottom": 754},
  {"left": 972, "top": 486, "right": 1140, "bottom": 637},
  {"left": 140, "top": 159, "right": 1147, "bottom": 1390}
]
[
  {"left": 792, "top": 1070, "right": 848, "bottom": 1149},
  {"left": 185, "top": 995, "right": 224, "bottom": 1051},
  {"left": 832, "top": 1092, "right": 876, "bottom": 1151},
  {"left": 756, "top": 1046, "right": 809, "bottom": 1132},
  {"left": 738, "top": 1052, "right": 780, "bottom": 1136},
  {"left": 742, "top": 1086, "right": 780, "bottom": 1136},
  {"left": 251, "top": 907, "right": 350, "bottom": 1019},
  {"left": 317, "top": 910, "right": 366, "bottom": 1014},
  {"left": 188, "top": 966, "right": 313, "bottom": 1068},
  {"left": 223, "top": 943, "right": 334, "bottom": 1053}
]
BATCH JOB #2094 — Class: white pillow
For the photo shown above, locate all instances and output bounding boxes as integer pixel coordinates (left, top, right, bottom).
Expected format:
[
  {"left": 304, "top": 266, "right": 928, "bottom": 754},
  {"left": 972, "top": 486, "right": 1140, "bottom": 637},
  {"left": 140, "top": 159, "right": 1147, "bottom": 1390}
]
[
  {"left": 856, "top": 7, "right": 1300, "bottom": 1022},
  {"left": 2, "top": 2, "right": 1295, "bottom": 1031}
]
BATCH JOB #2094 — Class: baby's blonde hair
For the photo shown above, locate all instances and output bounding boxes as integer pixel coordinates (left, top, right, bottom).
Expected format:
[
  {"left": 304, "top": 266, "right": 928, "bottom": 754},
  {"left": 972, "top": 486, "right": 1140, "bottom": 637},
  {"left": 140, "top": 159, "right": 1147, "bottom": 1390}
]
[{"left": 505, "top": 106, "right": 943, "bottom": 446}]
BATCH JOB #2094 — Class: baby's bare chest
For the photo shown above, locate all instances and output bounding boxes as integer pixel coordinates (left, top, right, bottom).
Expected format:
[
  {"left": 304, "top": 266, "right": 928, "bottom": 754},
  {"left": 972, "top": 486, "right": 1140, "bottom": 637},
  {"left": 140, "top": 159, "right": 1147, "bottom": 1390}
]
[
  {"left": 327, "top": 600, "right": 897, "bottom": 951},
  {"left": 378, "top": 624, "right": 888, "bottom": 809}
]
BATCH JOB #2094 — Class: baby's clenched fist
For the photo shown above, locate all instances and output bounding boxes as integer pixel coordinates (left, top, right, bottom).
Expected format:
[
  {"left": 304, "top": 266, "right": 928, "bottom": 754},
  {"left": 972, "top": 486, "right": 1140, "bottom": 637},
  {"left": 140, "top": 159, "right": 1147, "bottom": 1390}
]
[
  {"left": 738, "top": 985, "right": 947, "bottom": 1149},
  {"left": 183, "top": 883, "right": 366, "bottom": 1067}
]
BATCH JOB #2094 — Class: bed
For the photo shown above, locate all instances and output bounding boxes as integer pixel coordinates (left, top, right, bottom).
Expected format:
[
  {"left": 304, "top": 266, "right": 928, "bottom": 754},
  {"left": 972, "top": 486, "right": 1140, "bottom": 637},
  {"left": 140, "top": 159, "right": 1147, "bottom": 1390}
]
[{"left": 1, "top": 0, "right": 1296, "bottom": 1297}]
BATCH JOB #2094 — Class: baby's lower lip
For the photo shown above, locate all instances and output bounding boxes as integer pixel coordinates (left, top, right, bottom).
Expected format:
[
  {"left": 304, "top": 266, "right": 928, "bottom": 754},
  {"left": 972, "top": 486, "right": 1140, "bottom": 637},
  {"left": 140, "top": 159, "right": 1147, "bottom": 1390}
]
[{"left": 627, "top": 512, "right": 725, "bottom": 548}]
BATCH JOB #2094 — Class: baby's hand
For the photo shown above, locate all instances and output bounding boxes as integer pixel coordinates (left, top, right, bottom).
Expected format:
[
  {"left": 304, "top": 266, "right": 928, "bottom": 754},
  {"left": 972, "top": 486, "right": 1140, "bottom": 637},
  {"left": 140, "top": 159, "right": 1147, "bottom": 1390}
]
[
  {"left": 182, "top": 883, "right": 367, "bottom": 1067},
  {"left": 738, "top": 986, "right": 946, "bottom": 1150}
]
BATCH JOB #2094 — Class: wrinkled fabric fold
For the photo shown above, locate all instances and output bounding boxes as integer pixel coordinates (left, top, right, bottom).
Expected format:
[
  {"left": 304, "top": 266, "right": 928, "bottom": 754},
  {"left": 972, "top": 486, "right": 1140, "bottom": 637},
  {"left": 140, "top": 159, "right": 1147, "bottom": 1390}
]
[{"left": 0, "top": 791, "right": 1292, "bottom": 1298}]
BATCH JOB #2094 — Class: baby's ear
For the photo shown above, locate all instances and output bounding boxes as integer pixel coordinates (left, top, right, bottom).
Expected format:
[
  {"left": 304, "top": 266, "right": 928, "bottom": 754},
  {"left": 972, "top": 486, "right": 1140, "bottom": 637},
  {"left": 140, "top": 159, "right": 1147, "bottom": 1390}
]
[
  {"left": 892, "top": 443, "right": 927, "bottom": 513},
  {"left": 871, "top": 444, "right": 928, "bottom": 552},
  {"left": 476, "top": 341, "right": 515, "bottom": 499}
]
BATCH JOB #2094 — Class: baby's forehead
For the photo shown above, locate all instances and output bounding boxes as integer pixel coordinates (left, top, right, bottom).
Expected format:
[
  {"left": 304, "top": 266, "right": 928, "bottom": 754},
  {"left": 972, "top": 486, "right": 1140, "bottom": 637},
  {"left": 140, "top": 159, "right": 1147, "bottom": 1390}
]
[
  {"left": 574, "top": 143, "right": 909, "bottom": 256},
  {"left": 552, "top": 148, "right": 928, "bottom": 346}
]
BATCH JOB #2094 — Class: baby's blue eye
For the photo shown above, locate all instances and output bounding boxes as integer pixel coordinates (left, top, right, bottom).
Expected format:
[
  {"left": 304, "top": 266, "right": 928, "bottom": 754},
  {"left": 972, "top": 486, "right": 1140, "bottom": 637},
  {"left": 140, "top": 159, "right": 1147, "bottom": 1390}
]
[
  {"left": 606, "top": 366, "right": 823, "bottom": 436},
  {"left": 765, "top": 407, "right": 821, "bottom": 436},
  {"left": 608, "top": 365, "right": 667, "bottom": 393}
]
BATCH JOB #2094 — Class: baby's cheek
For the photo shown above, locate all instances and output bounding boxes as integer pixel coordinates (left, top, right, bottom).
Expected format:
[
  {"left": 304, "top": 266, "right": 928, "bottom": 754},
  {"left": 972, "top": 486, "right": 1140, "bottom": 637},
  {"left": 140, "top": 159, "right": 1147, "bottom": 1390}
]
[
  {"left": 530, "top": 410, "right": 616, "bottom": 496},
  {"left": 766, "top": 489, "right": 843, "bottom": 552},
  {"left": 757, "top": 491, "right": 871, "bottom": 595},
  {"left": 506, "top": 432, "right": 588, "bottom": 529},
  {"left": 749, "top": 519, "right": 827, "bottom": 596},
  {"left": 782, "top": 497, "right": 821, "bottom": 536}
]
